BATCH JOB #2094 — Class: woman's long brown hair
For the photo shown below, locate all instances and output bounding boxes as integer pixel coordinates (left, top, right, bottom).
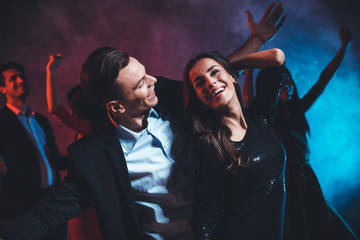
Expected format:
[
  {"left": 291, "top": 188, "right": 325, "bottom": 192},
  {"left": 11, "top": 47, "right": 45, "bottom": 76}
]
[{"left": 183, "top": 51, "right": 245, "bottom": 172}]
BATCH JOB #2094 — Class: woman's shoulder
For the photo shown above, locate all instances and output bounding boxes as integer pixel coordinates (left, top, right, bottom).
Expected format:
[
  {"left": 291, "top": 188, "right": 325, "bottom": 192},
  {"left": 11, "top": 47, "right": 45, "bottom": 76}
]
[{"left": 244, "top": 107, "right": 273, "bottom": 129}]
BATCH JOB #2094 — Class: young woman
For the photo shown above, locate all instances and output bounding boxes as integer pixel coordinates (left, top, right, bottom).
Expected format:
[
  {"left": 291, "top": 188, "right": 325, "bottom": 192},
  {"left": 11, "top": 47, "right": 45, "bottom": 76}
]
[
  {"left": 248, "top": 25, "right": 357, "bottom": 240},
  {"left": 183, "top": 49, "right": 286, "bottom": 240}
]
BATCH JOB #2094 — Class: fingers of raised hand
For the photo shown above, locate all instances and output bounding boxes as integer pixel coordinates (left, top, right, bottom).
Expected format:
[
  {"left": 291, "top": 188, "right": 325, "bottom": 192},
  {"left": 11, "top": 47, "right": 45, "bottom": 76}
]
[
  {"left": 53, "top": 53, "right": 62, "bottom": 61},
  {"left": 49, "top": 53, "right": 62, "bottom": 60},
  {"left": 246, "top": 10, "right": 255, "bottom": 25},
  {"left": 262, "top": 2, "right": 276, "bottom": 20},
  {"left": 276, "top": 16, "right": 286, "bottom": 30},
  {"left": 339, "top": 24, "right": 351, "bottom": 42},
  {"left": 268, "top": 3, "right": 283, "bottom": 22},
  {"left": 272, "top": 7, "right": 284, "bottom": 24}
]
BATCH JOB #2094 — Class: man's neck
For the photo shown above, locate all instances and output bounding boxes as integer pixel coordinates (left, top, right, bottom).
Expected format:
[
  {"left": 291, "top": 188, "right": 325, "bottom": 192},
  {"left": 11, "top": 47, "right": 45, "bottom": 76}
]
[
  {"left": 6, "top": 98, "right": 26, "bottom": 110},
  {"left": 114, "top": 111, "right": 149, "bottom": 133}
]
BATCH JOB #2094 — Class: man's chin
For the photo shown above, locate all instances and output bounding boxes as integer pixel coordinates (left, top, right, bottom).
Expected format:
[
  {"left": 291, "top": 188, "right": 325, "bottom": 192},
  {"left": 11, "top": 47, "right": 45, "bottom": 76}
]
[
  {"left": 22, "top": 90, "right": 29, "bottom": 96},
  {"left": 149, "top": 96, "right": 159, "bottom": 107}
]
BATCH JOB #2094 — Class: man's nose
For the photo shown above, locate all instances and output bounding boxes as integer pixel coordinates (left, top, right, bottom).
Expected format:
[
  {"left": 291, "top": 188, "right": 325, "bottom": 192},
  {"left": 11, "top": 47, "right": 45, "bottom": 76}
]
[
  {"left": 16, "top": 76, "right": 24, "bottom": 84},
  {"left": 148, "top": 75, "right": 157, "bottom": 86}
]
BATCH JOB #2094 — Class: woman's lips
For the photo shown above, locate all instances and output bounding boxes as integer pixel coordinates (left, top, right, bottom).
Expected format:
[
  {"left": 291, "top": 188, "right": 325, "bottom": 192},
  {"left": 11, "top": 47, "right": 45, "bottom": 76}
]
[{"left": 207, "top": 87, "right": 225, "bottom": 101}]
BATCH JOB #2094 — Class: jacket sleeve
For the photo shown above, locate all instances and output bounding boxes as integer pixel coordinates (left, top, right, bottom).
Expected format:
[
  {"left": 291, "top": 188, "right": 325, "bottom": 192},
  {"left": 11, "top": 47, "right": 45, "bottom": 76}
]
[
  {"left": 1, "top": 147, "right": 91, "bottom": 239},
  {"left": 192, "top": 142, "right": 222, "bottom": 240}
]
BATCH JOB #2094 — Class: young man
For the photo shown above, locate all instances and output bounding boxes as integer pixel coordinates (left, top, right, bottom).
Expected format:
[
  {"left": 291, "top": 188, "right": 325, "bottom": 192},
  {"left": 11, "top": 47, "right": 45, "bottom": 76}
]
[
  {"left": 1, "top": 3, "right": 285, "bottom": 239},
  {"left": 0, "top": 62, "right": 67, "bottom": 239}
]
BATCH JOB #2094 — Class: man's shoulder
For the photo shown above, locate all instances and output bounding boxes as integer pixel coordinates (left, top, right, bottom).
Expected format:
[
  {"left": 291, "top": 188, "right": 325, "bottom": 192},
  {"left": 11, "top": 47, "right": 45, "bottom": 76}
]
[
  {"left": 0, "top": 106, "right": 10, "bottom": 116},
  {"left": 34, "top": 111, "right": 50, "bottom": 122},
  {"left": 0, "top": 106, "right": 15, "bottom": 125},
  {"left": 68, "top": 128, "right": 117, "bottom": 153},
  {"left": 155, "top": 76, "right": 182, "bottom": 89},
  {"left": 154, "top": 76, "right": 184, "bottom": 118}
]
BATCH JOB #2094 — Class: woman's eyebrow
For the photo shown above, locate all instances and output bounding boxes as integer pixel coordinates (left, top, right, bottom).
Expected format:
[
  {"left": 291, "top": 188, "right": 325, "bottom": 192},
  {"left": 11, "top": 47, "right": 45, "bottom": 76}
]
[{"left": 192, "top": 65, "right": 217, "bottom": 83}]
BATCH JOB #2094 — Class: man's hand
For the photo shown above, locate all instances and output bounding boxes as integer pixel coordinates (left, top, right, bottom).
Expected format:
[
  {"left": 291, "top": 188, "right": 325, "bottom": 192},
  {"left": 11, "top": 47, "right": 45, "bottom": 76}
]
[
  {"left": 246, "top": 3, "right": 286, "bottom": 44},
  {"left": 46, "top": 54, "right": 63, "bottom": 72}
]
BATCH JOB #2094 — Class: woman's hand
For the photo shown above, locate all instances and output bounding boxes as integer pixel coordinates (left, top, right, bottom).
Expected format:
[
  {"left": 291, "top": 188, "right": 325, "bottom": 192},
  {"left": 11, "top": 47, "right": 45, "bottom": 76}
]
[
  {"left": 246, "top": 2, "right": 286, "bottom": 44},
  {"left": 339, "top": 24, "right": 351, "bottom": 49}
]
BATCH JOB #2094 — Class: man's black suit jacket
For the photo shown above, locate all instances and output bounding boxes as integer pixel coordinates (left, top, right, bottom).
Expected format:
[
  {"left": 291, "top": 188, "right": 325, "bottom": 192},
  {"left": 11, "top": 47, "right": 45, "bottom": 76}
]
[
  {"left": 2, "top": 77, "right": 193, "bottom": 240},
  {"left": 0, "top": 106, "right": 65, "bottom": 220}
]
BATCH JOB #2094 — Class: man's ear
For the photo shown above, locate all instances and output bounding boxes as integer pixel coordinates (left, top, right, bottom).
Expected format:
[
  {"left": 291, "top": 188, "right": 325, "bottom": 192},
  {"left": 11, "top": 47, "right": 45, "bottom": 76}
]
[
  {"left": 106, "top": 100, "right": 125, "bottom": 114},
  {"left": 0, "top": 86, "right": 6, "bottom": 95}
]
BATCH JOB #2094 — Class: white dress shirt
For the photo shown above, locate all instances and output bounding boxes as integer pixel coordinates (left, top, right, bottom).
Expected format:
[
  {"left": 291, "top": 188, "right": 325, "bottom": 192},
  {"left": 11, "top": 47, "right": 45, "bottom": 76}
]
[{"left": 111, "top": 108, "right": 193, "bottom": 240}]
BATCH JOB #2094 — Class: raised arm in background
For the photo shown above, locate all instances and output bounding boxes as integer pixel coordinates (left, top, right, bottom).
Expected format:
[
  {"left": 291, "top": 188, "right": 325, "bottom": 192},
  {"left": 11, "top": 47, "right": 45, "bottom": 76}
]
[
  {"left": 227, "top": 2, "right": 286, "bottom": 62},
  {"left": 46, "top": 54, "right": 62, "bottom": 113},
  {"left": 300, "top": 24, "right": 352, "bottom": 112},
  {"left": 231, "top": 48, "right": 285, "bottom": 71},
  {"left": 243, "top": 24, "right": 352, "bottom": 110},
  {"left": 45, "top": 54, "right": 92, "bottom": 136}
]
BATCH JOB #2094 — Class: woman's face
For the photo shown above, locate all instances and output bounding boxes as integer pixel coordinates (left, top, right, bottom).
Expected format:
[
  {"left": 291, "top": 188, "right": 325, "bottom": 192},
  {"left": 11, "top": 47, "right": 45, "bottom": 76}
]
[
  {"left": 280, "top": 77, "right": 294, "bottom": 101},
  {"left": 189, "top": 58, "right": 238, "bottom": 110}
]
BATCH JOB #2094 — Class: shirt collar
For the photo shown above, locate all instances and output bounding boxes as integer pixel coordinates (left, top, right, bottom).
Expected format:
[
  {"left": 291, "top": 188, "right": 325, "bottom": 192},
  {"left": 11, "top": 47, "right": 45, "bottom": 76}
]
[
  {"left": 6, "top": 103, "right": 35, "bottom": 117},
  {"left": 108, "top": 108, "right": 160, "bottom": 130},
  {"left": 108, "top": 108, "right": 160, "bottom": 153}
]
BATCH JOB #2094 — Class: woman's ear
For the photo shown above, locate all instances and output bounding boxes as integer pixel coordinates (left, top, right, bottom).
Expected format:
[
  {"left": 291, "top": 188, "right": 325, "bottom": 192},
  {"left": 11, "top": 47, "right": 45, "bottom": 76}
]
[
  {"left": 231, "top": 75, "right": 237, "bottom": 83},
  {"left": 106, "top": 100, "right": 125, "bottom": 114}
]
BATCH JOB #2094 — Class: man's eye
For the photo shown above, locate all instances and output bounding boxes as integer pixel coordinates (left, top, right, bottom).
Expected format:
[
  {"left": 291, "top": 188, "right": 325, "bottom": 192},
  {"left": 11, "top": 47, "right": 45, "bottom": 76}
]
[{"left": 138, "top": 81, "right": 144, "bottom": 88}]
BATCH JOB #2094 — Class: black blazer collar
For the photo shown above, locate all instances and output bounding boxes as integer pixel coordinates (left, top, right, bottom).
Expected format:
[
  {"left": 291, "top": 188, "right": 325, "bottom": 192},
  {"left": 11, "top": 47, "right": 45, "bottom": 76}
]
[{"left": 102, "top": 130, "right": 139, "bottom": 231}]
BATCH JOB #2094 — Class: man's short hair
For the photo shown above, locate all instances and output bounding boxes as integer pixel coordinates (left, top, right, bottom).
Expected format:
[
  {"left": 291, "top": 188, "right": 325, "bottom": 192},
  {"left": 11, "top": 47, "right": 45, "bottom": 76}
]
[
  {"left": 0, "top": 62, "right": 26, "bottom": 86},
  {"left": 80, "top": 47, "right": 130, "bottom": 108}
]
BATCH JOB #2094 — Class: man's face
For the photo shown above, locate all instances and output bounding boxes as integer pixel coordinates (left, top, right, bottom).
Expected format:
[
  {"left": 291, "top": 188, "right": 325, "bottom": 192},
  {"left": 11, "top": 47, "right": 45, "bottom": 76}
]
[
  {"left": 114, "top": 57, "right": 158, "bottom": 116},
  {"left": 0, "top": 69, "right": 29, "bottom": 101}
]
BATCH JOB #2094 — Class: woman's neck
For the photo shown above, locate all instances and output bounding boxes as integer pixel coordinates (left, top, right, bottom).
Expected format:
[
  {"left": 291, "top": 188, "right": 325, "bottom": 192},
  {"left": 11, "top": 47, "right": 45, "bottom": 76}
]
[{"left": 220, "top": 100, "right": 247, "bottom": 141}]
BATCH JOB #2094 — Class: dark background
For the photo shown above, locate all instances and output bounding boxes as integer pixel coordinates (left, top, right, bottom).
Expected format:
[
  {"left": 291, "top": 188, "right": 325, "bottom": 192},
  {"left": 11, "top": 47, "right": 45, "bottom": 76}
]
[{"left": 1, "top": 0, "right": 359, "bottom": 236}]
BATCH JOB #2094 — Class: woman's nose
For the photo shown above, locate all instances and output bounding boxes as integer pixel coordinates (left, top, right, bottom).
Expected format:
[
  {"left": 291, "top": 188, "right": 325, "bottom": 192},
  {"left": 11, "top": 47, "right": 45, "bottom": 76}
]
[{"left": 205, "top": 77, "right": 216, "bottom": 89}]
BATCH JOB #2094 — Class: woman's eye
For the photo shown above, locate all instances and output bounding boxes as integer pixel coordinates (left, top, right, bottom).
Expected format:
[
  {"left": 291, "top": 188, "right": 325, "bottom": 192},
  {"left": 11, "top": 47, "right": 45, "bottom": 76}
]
[
  {"left": 194, "top": 80, "right": 204, "bottom": 88},
  {"left": 210, "top": 70, "right": 219, "bottom": 76}
]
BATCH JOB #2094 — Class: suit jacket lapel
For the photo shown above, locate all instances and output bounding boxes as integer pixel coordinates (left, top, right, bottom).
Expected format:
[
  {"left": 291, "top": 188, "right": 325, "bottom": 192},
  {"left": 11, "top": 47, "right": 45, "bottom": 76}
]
[
  {"left": 1, "top": 106, "right": 42, "bottom": 186},
  {"left": 102, "top": 131, "right": 139, "bottom": 230},
  {"left": 3, "top": 106, "right": 34, "bottom": 144}
]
